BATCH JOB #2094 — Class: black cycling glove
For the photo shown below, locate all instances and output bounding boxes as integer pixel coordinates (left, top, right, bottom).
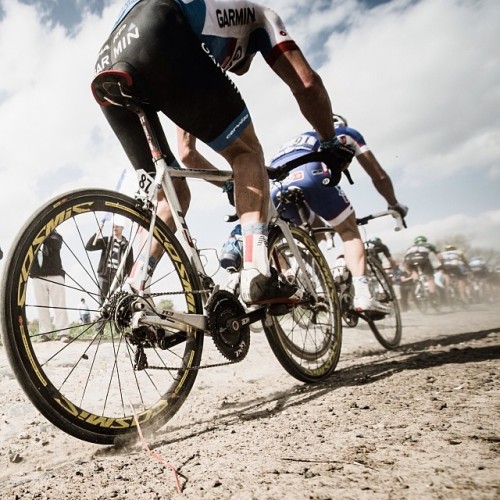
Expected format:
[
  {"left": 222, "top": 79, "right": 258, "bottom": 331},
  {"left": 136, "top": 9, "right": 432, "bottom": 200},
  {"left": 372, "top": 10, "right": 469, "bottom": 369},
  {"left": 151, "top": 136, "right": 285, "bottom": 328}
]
[
  {"left": 319, "top": 137, "right": 355, "bottom": 165},
  {"left": 319, "top": 137, "right": 355, "bottom": 186}
]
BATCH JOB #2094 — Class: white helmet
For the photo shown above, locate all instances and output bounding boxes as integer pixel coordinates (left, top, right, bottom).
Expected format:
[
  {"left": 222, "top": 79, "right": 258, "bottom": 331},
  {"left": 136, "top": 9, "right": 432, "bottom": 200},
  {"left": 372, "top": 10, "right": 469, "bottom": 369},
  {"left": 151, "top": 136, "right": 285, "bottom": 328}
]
[{"left": 333, "top": 114, "right": 348, "bottom": 128}]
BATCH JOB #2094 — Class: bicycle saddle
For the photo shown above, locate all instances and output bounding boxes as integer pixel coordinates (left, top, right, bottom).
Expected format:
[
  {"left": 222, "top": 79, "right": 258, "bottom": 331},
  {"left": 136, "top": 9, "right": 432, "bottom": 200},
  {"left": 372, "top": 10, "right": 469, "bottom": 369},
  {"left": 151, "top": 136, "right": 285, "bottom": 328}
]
[{"left": 91, "top": 65, "right": 145, "bottom": 107}]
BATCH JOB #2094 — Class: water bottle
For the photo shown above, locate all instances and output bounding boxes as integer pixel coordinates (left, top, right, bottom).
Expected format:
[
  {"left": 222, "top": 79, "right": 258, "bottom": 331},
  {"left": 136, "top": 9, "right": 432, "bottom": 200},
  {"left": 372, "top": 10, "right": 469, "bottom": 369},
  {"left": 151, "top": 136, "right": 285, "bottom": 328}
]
[{"left": 220, "top": 224, "right": 243, "bottom": 273}]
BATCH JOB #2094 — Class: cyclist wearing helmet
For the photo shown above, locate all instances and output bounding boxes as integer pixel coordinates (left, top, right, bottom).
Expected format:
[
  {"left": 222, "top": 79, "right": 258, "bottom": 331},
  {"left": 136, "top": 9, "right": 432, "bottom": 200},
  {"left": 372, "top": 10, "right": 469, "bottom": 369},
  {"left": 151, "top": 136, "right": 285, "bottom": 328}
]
[
  {"left": 366, "top": 237, "right": 397, "bottom": 269},
  {"left": 218, "top": 114, "right": 408, "bottom": 314},
  {"left": 95, "top": 0, "right": 354, "bottom": 306},
  {"left": 404, "top": 236, "right": 441, "bottom": 298},
  {"left": 469, "top": 256, "right": 489, "bottom": 278},
  {"left": 440, "top": 244, "right": 471, "bottom": 303},
  {"left": 469, "top": 256, "right": 493, "bottom": 299}
]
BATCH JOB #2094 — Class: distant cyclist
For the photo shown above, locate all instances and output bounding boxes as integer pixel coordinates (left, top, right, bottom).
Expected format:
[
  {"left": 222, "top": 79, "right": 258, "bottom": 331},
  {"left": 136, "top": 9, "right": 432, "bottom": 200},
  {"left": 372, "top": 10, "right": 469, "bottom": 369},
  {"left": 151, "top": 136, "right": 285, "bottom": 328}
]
[
  {"left": 94, "top": 0, "right": 353, "bottom": 306},
  {"left": 220, "top": 114, "right": 408, "bottom": 314},
  {"left": 404, "top": 236, "right": 441, "bottom": 300},
  {"left": 468, "top": 256, "right": 489, "bottom": 279},
  {"left": 366, "top": 237, "right": 398, "bottom": 270},
  {"left": 441, "top": 244, "right": 471, "bottom": 302},
  {"left": 469, "top": 256, "right": 492, "bottom": 297}
]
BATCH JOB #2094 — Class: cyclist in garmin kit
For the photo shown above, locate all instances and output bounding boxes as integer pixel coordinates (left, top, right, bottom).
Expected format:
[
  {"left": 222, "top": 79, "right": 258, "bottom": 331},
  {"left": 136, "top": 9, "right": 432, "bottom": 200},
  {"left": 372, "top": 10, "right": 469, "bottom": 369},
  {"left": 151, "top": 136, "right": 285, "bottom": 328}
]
[{"left": 94, "top": 0, "right": 354, "bottom": 305}]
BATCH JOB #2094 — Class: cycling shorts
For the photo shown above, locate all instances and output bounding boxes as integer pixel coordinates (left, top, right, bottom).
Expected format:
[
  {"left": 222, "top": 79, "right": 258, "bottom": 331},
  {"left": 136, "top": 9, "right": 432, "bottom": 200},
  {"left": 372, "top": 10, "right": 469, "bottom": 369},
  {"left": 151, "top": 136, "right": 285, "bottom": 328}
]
[
  {"left": 405, "top": 254, "right": 434, "bottom": 276},
  {"left": 442, "top": 263, "right": 467, "bottom": 279},
  {"left": 94, "top": 0, "right": 249, "bottom": 173},
  {"left": 270, "top": 162, "right": 353, "bottom": 226}
]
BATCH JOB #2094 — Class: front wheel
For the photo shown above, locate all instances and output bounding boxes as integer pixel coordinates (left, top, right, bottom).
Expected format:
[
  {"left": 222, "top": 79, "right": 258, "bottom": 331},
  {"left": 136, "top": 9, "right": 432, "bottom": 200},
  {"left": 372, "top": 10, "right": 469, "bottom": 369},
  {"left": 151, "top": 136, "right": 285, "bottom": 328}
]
[
  {"left": 0, "top": 189, "right": 204, "bottom": 444},
  {"left": 365, "top": 257, "right": 402, "bottom": 349},
  {"left": 262, "top": 225, "right": 342, "bottom": 383}
]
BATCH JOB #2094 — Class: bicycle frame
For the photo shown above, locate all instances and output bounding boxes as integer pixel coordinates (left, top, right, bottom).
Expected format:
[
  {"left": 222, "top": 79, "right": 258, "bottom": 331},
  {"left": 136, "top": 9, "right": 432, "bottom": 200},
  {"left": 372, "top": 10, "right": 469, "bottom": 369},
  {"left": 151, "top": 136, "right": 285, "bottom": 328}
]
[{"left": 103, "top": 94, "right": 320, "bottom": 337}]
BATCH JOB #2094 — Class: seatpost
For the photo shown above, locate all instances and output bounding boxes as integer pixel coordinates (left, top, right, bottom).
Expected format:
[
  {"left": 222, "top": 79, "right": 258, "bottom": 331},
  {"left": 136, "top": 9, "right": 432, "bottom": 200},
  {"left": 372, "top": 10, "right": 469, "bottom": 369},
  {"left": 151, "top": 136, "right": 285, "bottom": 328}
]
[{"left": 129, "top": 103, "right": 207, "bottom": 285}]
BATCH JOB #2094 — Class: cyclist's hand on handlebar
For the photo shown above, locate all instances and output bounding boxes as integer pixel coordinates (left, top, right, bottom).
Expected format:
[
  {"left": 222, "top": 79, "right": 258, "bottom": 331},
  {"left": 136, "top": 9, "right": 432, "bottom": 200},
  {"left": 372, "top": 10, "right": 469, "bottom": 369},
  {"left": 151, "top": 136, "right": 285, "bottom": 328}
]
[
  {"left": 222, "top": 180, "right": 235, "bottom": 207},
  {"left": 388, "top": 202, "right": 408, "bottom": 218}
]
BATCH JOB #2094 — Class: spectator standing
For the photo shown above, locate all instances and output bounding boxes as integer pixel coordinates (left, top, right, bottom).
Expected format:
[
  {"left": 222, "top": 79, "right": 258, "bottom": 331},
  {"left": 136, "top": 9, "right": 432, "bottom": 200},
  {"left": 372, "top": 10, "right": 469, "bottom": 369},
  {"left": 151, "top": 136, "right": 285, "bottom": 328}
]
[
  {"left": 78, "top": 298, "right": 91, "bottom": 324},
  {"left": 30, "top": 230, "right": 71, "bottom": 343},
  {"left": 85, "top": 218, "right": 134, "bottom": 305}
]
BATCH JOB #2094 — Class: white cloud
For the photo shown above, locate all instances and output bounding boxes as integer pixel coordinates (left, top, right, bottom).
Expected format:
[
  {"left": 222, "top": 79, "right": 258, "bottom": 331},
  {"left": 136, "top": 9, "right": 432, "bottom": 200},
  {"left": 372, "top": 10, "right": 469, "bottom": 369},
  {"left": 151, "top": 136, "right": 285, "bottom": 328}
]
[{"left": 318, "top": 0, "right": 500, "bottom": 181}]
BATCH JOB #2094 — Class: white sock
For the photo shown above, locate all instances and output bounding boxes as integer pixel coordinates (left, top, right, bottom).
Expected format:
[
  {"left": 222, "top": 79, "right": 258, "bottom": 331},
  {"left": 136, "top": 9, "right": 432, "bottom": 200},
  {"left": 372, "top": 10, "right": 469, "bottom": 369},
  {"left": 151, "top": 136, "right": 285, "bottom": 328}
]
[
  {"left": 352, "top": 275, "right": 371, "bottom": 298},
  {"left": 241, "top": 223, "right": 270, "bottom": 277}
]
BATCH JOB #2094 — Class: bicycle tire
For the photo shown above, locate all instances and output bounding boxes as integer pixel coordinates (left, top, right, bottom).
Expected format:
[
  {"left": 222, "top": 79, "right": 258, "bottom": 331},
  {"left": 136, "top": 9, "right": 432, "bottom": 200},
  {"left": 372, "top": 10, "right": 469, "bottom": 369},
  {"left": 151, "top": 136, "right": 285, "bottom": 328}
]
[
  {"left": 0, "top": 188, "right": 204, "bottom": 444},
  {"left": 413, "top": 280, "right": 429, "bottom": 313},
  {"left": 262, "top": 225, "right": 342, "bottom": 383},
  {"left": 365, "top": 257, "right": 402, "bottom": 349}
]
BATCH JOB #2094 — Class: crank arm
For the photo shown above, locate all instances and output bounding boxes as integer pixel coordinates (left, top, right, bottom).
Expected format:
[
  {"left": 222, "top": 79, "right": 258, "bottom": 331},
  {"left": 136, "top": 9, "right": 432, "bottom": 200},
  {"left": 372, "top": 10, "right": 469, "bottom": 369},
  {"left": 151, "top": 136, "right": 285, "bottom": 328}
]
[{"left": 225, "top": 307, "right": 267, "bottom": 332}]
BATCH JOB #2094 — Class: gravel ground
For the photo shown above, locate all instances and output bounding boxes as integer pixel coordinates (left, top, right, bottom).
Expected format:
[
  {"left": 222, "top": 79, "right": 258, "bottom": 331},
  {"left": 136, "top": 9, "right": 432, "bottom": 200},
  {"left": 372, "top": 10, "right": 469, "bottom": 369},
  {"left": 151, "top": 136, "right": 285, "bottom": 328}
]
[{"left": 1, "top": 303, "right": 499, "bottom": 499}]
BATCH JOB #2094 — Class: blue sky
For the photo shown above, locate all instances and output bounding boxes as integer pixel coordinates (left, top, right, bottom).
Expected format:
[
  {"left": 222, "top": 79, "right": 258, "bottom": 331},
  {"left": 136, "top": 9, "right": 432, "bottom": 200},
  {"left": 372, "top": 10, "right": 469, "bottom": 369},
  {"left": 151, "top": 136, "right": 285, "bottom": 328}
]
[{"left": 0, "top": 0, "right": 499, "bottom": 265}]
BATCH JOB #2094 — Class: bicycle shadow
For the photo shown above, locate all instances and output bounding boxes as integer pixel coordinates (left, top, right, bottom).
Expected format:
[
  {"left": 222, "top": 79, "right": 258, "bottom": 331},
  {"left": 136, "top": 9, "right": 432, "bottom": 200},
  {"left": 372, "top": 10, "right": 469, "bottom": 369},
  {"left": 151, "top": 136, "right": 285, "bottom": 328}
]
[
  {"left": 142, "top": 327, "right": 500, "bottom": 450},
  {"left": 350, "top": 326, "right": 500, "bottom": 360}
]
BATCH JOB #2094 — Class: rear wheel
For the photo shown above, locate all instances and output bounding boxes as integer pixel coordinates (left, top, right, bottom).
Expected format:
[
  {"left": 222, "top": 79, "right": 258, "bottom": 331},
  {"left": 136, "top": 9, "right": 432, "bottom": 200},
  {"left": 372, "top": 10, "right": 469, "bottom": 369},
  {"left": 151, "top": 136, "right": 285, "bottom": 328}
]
[
  {"left": 413, "top": 280, "right": 430, "bottom": 313},
  {"left": 365, "top": 257, "right": 402, "bottom": 349},
  {"left": 0, "top": 189, "right": 204, "bottom": 444},
  {"left": 262, "top": 226, "right": 342, "bottom": 383}
]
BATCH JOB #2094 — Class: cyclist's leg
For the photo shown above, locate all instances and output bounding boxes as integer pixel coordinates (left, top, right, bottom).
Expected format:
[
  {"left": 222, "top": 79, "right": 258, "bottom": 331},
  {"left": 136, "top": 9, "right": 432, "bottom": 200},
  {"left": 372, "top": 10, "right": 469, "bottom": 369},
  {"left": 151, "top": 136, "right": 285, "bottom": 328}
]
[
  {"left": 305, "top": 182, "right": 360, "bottom": 274},
  {"left": 312, "top": 181, "right": 382, "bottom": 314},
  {"left": 335, "top": 214, "right": 390, "bottom": 314},
  {"left": 333, "top": 214, "right": 364, "bottom": 276}
]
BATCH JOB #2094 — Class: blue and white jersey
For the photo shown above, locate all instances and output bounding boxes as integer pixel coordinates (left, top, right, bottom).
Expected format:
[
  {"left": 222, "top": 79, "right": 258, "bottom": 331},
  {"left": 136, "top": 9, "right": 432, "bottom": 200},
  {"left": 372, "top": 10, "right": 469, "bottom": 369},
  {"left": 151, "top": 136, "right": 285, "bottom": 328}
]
[
  {"left": 270, "top": 127, "right": 370, "bottom": 169},
  {"left": 113, "top": 0, "right": 297, "bottom": 71},
  {"left": 267, "top": 127, "right": 373, "bottom": 226}
]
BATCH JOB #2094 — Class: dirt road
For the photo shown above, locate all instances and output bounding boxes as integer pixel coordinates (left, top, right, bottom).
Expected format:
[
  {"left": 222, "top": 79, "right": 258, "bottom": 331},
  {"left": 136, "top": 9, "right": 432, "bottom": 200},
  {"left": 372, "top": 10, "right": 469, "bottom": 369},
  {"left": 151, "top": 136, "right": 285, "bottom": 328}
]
[{"left": 1, "top": 304, "right": 499, "bottom": 499}]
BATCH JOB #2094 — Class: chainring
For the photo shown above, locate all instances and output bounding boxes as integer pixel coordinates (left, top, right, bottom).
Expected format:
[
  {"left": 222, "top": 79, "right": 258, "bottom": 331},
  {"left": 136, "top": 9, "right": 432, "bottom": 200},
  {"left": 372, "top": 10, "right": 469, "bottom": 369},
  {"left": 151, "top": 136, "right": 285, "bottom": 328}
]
[{"left": 207, "top": 290, "right": 250, "bottom": 361}]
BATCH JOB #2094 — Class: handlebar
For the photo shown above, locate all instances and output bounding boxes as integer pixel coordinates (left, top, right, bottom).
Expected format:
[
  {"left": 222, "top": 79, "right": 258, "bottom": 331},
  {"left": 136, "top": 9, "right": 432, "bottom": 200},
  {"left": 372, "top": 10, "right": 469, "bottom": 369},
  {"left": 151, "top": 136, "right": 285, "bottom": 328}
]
[{"left": 356, "top": 209, "right": 406, "bottom": 231}]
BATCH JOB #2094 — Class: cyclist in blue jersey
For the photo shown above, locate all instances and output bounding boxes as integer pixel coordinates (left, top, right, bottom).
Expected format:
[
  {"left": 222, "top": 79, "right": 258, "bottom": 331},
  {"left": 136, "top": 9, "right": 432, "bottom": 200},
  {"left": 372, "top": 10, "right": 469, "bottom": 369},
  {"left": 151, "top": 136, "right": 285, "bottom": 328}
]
[
  {"left": 94, "top": 0, "right": 353, "bottom": 305},
  {"left": 217, "top": 115, "right": 408, "bottom": 313}
]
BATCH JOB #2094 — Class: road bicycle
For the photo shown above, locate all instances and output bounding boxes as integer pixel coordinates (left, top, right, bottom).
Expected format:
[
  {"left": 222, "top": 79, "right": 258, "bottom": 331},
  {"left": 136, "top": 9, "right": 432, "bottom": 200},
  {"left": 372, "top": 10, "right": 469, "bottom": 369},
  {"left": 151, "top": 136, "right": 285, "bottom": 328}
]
[
  {"left": 408, "top": 260, "right": 441, "bottom": 313},
  {"left": 0, "top": 70, "right": 343, "bottom": 445},
  {"left": 271, "top": 186, "right": 404, "bottom": 349},
  {"left": 440, "top": 266, "right": 469, "bottom": 310}
]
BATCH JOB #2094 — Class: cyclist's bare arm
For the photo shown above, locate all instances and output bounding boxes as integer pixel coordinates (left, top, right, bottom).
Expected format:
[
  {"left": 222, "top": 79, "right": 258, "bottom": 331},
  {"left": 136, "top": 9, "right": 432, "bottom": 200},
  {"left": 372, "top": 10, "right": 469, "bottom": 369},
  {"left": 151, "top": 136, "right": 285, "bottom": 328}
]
[
  {"left": 357, "top": 151, "right": 398, "bottom": 206},
  {"left": 271, "top": 49, "right": 335, "bottom": 141}
]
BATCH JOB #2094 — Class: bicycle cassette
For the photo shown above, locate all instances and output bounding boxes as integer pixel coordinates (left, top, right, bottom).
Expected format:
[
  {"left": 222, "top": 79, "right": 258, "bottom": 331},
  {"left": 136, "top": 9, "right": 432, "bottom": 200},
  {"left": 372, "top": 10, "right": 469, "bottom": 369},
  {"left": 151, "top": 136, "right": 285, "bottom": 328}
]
[{"left": 206, "top": 290, "right": 250, "bottom": 361}]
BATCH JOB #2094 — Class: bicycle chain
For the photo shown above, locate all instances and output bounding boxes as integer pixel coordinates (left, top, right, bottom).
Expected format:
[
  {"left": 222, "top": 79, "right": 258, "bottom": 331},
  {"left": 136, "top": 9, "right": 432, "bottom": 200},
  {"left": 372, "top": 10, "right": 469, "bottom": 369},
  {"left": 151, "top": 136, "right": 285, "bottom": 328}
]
[
  {"left": 144, "top": 358, "right": 242, "bottom": 371},
  {"left": 148, "top": 288, "right": 209, "bottom": 298}
]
